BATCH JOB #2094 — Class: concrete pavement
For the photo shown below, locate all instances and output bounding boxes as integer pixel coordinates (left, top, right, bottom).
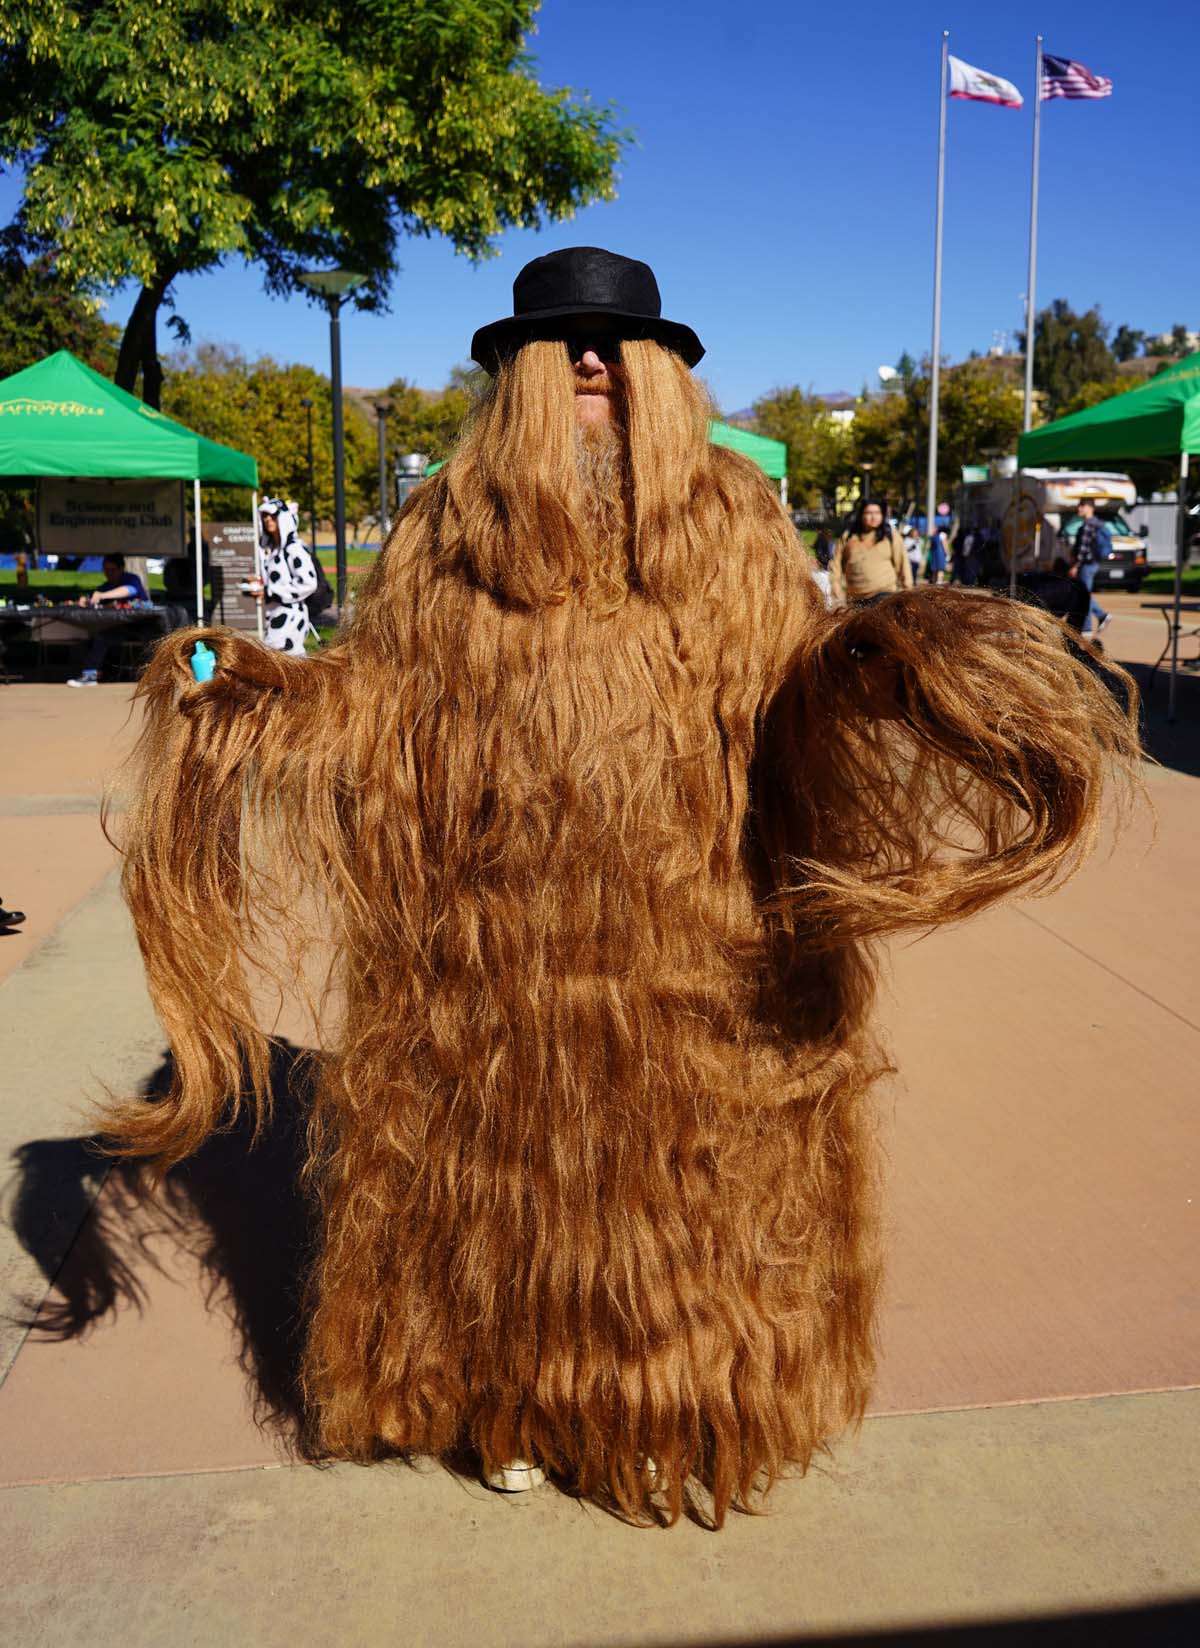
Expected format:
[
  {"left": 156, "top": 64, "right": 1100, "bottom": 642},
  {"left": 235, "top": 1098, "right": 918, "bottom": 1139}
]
[
  {"left": 1, "top": 600, "right": 1197, "bottom": 1644},
  {"left": 4, "top": 1394, "right": 1197, "bottom": 1647}
]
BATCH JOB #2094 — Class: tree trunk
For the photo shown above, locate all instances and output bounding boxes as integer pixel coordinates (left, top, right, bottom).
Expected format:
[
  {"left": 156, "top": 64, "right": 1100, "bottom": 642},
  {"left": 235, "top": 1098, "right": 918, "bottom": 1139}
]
[{"left": 115, "top": 280, "right": 168, "bottom": 407}]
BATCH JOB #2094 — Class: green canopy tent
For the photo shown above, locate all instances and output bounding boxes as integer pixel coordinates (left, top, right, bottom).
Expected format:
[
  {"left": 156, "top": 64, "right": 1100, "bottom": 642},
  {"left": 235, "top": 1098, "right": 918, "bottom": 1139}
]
[
  {"left": 425, "top": 421, "right": 789, "bottom": 497},
  {"left": 707, "top": 421, "right": 788, "bottom": 500},
  {"left": 1017, "top": 353, "right": 1200, "bottom": 717},
  {"left": 0, "top": 350, "right": 259, "bottom": 622}
]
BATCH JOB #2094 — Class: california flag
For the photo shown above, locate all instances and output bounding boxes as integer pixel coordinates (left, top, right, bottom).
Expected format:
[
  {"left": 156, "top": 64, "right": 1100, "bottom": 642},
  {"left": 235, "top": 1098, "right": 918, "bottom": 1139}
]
[{"left": 948, "top": 54, "right": 1023, "bottom": 109}]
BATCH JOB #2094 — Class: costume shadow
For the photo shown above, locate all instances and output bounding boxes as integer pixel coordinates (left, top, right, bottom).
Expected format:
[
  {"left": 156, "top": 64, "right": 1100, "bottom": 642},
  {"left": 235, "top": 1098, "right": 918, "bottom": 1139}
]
[
  {"left": 5, "top": 1045, "right": 537, "bottom": 1506},
  {"left": 6, "top": 1039, "right": 320, "bottom": 1455},
  {"left": 7, "top": 1046, "right": 835, "bottom": 1528},
  {"left": 1126, "top": 660, "right": 1200, "bottom": 780}
]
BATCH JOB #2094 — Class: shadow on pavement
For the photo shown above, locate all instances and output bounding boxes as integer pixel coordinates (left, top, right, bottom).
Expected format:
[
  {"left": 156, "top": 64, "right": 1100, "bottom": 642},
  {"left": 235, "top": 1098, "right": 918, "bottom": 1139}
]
[
  {"left": 6, "top": 1040, "right": 320, "bottom": 1452},
  {"left": 672, "top": 1597, "right": 1198, "bottom": 1646},
  {"left": 1128, "top": 660, "right": 1200, "bottom": 780}
]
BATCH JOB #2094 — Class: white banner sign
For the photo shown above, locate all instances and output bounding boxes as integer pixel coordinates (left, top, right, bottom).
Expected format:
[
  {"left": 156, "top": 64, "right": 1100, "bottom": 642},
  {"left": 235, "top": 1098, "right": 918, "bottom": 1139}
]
[{"left": 38, "top": 478, "right": 187, "bottom": 557}]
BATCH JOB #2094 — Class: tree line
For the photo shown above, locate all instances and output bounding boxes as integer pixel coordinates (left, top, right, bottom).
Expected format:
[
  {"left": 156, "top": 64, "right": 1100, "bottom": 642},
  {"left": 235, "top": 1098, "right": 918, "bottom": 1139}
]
[
  {"left": 0, "top": 253, "right": 475, "bottom": 534},
  {"left": 0, "top": 262, "right": 1192, "bottom": 527},
  {"left": 161, "top": 347, "right": 477, "bottom": 532},
  {"left": 750, "top": 299, "right": 1195, "bottom": 515}
]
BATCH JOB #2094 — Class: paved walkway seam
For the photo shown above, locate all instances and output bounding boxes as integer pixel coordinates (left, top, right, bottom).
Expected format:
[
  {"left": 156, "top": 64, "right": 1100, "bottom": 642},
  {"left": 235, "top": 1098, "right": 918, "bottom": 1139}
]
[{"left": 1016, "top": 906, "right": 1200, "bottom": 1034}]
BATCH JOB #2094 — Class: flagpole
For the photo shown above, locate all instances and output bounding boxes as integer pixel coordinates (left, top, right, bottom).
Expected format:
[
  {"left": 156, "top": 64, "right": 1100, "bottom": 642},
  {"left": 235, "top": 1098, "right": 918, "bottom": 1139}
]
[
  {"left": 1013, "top": 36, "right": 1043, "bottom": 601},
  {"left": 926, "top": 30, "right": 948, "bottom": 558},
  {"left": 1022, "top": 37, "right": 1043, "bottom": 433}
]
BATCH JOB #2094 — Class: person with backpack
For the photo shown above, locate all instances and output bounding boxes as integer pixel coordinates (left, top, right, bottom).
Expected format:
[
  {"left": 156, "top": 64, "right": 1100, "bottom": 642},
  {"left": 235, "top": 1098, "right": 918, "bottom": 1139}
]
[
  {"left": 304, "top": 534, "right": 335, "bottom": 627},
  {"left": 1069, "top": 498, "right": 1112, "bottom": 636},
  {"left": 251, "top": 498, "right": 322, "bottom": 653},
  {"left": 828, "top": 498, "right": 912, "bottom": 604}
]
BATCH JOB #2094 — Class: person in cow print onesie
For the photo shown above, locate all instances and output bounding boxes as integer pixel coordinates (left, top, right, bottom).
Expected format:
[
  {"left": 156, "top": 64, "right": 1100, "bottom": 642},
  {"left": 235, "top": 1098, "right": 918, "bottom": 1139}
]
[{"left": 257, "top": 498, "right": 318, "bottom": 654}]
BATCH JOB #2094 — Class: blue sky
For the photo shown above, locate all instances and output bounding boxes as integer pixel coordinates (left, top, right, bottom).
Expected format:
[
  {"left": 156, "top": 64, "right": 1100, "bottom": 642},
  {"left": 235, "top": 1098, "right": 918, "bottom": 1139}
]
[{"left": 2, "top": 0, "right": 1194, "bottom": 411}]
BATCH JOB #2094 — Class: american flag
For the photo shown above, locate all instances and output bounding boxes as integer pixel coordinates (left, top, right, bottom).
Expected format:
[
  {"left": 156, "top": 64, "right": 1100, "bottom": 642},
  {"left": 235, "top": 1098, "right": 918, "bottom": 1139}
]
[{"left": 1041, "top": 53, "right": 1113, "bottom": 100}]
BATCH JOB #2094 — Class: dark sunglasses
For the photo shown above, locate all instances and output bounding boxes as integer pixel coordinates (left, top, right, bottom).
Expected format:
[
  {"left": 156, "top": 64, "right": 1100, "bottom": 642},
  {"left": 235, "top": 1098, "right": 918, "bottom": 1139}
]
[{"left": 530, "top": 320, "right": 643, "bottom": 362}]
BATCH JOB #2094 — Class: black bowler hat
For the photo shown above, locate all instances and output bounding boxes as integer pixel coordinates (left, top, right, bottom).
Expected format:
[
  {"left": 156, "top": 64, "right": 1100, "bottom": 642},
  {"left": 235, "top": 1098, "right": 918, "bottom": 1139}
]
[{"left": 470, "top": 246, "right": 705, "bottom": 374}]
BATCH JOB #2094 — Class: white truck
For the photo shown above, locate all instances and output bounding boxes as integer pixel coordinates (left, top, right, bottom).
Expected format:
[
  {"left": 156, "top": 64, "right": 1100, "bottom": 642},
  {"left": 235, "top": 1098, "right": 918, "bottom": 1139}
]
[{"left": 957, "top": 465, "right": 1149, "bottom": 592}]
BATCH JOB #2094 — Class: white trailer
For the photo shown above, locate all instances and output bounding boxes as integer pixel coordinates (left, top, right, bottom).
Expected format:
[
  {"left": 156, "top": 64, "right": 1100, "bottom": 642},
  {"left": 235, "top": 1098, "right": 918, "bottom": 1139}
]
[{"left": 957, "top": 466, "right": 1148, "bottom": 591}]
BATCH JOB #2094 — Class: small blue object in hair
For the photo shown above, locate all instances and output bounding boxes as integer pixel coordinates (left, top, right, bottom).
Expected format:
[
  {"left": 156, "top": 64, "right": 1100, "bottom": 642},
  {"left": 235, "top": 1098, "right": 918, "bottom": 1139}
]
[{"left": 190, "top": 641, "right": 216, "bottom": 683}]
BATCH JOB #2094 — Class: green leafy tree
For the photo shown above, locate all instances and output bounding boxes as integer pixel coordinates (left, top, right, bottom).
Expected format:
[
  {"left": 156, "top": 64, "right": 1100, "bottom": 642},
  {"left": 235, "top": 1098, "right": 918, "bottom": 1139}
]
[
  {"left": 0, "top": 1, "right": 625, "bottom": 406},
  {"left": 380, "top": 371, "right": 478, "bottom": 468},
  {"left": 1111, "top": 325, "right": 1145, "bottom": 363},
  {"left": 161, "top": 344, "right": 376, "bottom": 528},
  {"left": 0, "top": 242, "right": 120, "bottom": 379},
  {"left": 932, "top": 361, "right": 1025, "bottom": 499},
  {"left": 848, "top": 391, "right": 919, "bottom": 507},
  {"left": 748, "top": 388, "right": 849, "bottom": 511},
  {"left": 1167, "top": 323, "right": 1193, "bottom": 359},
  {"left": 895, "top": 350, "right": 918, "bottom": 387},
  {"left": 1061, "top": 377, "right": 1140, "bottom": 417},
  {"left": 1019, "top": 299, "right": 1115, "bottom": 420},
  {"left": 849, "top": 359, "right": 1023, "bottom": 507}
]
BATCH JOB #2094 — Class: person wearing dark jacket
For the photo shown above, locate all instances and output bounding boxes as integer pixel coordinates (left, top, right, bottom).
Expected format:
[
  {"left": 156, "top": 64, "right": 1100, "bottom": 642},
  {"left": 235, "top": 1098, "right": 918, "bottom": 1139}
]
[{"left": 1070, "top": 499, "right": 1112, "bottom": 635}]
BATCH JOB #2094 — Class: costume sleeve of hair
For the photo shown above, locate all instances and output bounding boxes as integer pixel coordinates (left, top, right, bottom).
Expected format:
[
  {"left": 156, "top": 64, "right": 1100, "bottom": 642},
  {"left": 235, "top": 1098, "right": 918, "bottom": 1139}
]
[
  {"left": 754, "top": 587, "right": 1140, "bottom": 947},
  {"left": 103, "top": 626, "right": 346, "bottom": 1170}
]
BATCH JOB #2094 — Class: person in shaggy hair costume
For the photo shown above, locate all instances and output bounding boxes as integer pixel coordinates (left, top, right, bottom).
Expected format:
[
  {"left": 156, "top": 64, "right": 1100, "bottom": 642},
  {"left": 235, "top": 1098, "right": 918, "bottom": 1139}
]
[{"left": 108, "top": 248, "right": 1137, "bottom": 1526}]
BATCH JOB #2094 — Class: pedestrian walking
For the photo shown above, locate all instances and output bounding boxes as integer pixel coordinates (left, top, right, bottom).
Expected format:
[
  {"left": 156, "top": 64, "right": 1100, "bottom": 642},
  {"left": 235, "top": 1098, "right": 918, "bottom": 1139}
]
[
  {"left": 927, "top": 519, "right": 949, "bottom": 584},
  {"left": 1069, "top": 498, "right": 1112, "bottom": 635},
  {"left": 252, "top": 498, "right": 319, "bottom": 654},
  {"left": 904, "top": 525, "right": 924, "bottom": 586},
  {"left": 951, "top": 525, "right": 980, "bottom": 587},
  {"left": 829, "top": 499, "right": 913, "bottom": 604}
]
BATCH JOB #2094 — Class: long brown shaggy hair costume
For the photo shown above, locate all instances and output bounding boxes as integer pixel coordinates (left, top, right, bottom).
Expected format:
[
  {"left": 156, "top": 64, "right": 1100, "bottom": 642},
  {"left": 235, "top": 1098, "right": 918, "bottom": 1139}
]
[{"left": 109, "top": 339, "right": 1139, "bottom": 1525}]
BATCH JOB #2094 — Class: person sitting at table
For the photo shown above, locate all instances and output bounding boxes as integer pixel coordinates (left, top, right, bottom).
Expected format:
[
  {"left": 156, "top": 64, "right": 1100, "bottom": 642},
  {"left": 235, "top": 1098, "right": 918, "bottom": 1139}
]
[{"left": 66, "top": 554, "right": 149, "bottom": 688}]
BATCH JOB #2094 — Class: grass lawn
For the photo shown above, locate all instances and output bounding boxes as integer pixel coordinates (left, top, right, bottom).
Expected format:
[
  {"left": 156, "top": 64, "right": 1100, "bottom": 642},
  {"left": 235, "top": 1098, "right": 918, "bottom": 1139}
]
[
  {"left": 1140, "top": 566, "right": 1200, "bottom": 595},
  {"left": 3, "top": 550, "right": 377, "bottom": 595},
  {"left": 8, "top": 555, "right": 1196, "bottom": 616},
  {"left": 2, "top": 554, "right": 374, "bottom": 602},
  {"left": 3, "top": 568, "right": 167, "bottom": 593}
]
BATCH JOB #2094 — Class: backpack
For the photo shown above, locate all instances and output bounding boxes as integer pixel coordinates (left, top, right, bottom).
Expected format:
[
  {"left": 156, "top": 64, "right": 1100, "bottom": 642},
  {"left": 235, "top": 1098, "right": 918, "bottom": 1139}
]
[{"left": 305, "top": 552, "right": 334, "bottom": 620}]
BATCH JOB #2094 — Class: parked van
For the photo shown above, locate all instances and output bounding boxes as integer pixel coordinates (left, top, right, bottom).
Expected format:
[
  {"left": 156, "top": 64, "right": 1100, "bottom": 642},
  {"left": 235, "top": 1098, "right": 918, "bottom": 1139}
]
[{"left": 957, "top": 466, "right": 1148, "bottom": 591}]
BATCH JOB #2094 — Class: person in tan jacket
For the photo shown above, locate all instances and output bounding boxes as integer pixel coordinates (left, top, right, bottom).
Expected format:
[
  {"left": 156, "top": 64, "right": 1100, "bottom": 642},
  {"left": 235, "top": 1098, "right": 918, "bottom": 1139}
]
[{"left": 829, "top": 499, "right": 913, "bottom": 603}]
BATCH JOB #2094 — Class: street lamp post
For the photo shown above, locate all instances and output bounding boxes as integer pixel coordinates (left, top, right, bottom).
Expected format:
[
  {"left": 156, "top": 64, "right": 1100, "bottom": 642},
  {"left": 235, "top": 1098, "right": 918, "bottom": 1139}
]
[
  {"left": 861, "top": 462, "right": 874, "bottom": 502},
  {"left": 298, "top": 269, "right": 365, "bottom": 613},
  {"left": 372, "top": 399, "right": 392, "bottom": 546},
  {"left": 300, "top": 397, "right": 318, "bottom": 551},
  {"left": 395, "top": 452, "right": 429, "bottom": 513}
]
